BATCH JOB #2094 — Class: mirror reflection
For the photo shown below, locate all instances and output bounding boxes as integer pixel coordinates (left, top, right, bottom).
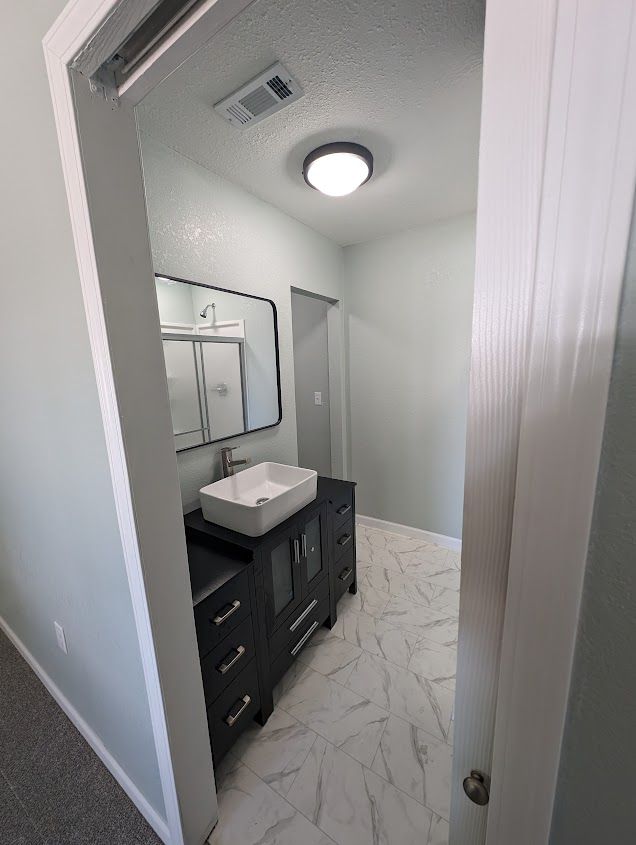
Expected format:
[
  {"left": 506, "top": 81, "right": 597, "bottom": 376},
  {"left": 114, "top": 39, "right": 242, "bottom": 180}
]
[{"left": 155, "top": 275, "right": 281, "bottom": 450}]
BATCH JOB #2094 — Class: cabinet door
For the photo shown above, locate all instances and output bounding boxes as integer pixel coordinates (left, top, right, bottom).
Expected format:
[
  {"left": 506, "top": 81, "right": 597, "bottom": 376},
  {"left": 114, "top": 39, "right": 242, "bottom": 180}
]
[
  {"left": 262, "top": 528, "right": 303, "bottom": 633},
  {"left": 301, "top": 504, "right": 328, "bottom": 595}
]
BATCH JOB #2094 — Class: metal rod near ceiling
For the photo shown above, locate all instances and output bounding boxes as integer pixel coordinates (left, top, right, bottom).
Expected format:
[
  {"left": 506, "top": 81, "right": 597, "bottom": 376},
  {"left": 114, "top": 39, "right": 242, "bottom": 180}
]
[{"left": 113, "top": 0, "right": 204, "bottom": 79}]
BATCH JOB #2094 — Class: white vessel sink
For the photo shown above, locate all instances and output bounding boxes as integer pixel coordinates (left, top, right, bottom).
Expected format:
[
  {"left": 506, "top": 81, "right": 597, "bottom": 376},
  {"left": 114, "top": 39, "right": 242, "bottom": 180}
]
[{"left": 199, "top": 462, "right": 318, "bottom": 537}]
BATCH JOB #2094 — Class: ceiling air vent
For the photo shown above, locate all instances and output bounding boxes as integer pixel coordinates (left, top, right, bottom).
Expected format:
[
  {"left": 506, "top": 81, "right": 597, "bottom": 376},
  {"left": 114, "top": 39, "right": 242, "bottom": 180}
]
[{"left": 214, "top": 62, "right": 303, "bottom": 129}]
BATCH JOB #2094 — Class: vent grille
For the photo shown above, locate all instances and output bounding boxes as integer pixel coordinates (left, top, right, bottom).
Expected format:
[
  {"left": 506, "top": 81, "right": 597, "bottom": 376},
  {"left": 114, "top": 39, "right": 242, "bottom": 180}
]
[
  {"left": 226, "top": 104, "right": 251, "bottom": 125},
  {"left": 239, "top": 86, "right": 278, "bottom": 117},
  {"left": 267, "top": 75, "right": 293, "bottom": 99},
  {"left": 214, "top": 62, "right": 303, "bottom": 128}
]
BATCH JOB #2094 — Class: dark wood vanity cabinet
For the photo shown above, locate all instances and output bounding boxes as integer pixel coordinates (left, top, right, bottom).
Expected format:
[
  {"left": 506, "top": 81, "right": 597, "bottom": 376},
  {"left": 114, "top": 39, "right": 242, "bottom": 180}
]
[
  {"left": 260, "top": 523, "right": 303, "bottom": 631},
  {"left": 262, "top": 501, "right": 329, "bottom": 634},
  {"left": 184, "top": 476, "right": 356, "bottom": 764}
]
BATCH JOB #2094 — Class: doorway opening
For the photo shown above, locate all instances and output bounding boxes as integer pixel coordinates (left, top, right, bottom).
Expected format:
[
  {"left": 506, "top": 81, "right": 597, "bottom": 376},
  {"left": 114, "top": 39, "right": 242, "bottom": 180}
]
[
  {"left": 132, "top": 0, "right": 479, "bottom": 839},
  {"left": 291, "top": 289, "right": 340, "bottom": 478}
]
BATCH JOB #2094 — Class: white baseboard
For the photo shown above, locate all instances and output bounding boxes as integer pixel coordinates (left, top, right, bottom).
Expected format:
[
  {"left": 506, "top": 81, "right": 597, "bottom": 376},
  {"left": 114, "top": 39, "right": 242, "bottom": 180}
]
[
  {"left": 0, "top": 616, "right": 170, "bottom": 844},
  {"left": 356, "top": 514, "right": 462, "bottom": 552}
]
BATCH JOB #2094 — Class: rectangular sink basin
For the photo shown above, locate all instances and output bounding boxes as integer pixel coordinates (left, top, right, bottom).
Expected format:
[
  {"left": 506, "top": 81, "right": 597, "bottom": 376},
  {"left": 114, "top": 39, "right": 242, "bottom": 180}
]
[{"left": 199, "top": 462, "right": 318, "bottom": 536}]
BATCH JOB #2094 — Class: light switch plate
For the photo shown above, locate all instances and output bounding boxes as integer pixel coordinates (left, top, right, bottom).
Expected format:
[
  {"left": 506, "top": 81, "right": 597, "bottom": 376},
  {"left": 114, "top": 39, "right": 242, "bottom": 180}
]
[{"left": 314, "top": 392, "right": 322, "bottom": 405}]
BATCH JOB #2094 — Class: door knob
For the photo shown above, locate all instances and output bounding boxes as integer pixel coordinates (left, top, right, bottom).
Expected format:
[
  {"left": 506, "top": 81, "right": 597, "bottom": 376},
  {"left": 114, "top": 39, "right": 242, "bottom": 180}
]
[{"left": 463, "top": 770, "right": 490, "bottom": 806}]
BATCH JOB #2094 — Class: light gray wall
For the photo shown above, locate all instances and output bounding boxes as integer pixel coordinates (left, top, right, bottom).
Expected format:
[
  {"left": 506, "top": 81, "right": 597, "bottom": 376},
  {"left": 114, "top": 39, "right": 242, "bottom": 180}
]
[
  {"left": 139, "top": 134, "right": 344, "bottom": 509},
  {"left": 549, "top": 201, "right": 636, "bottom": 844},
  {"left": 140, "top": 137, "right": 475, "bottom": 534},
  {"left": 344, "top": 214, "right": 476, "bottom": 539},
  {"left": 0, "top": 3, "right": 164, "bottom": 819},
  {"left": 291, "top": 292, "right": 332, "bottom": 476},
  {"left": 156, "top": 275, "right": 195, "bottom": 323}
]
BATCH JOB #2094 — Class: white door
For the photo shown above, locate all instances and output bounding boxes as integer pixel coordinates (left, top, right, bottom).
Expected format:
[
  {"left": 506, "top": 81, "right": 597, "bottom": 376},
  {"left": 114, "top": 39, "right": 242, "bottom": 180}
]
[
  {"left": 162, "top": 340, "right": 206, "bottom": 450},
  {"left": 451, "top": 2, "right": 636, "bottom": 843},
  {"left": 201, "top": 341, "right": 246, "bottom": 441},
  {"left": 447, "top": 2, "right": 550, "bottom": 838}
]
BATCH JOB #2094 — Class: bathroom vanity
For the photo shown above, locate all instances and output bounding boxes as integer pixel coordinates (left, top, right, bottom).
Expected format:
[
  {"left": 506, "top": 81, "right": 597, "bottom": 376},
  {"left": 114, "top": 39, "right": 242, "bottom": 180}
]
[{"left": 184, "top": 476, "right": 356, "bottom": 763}]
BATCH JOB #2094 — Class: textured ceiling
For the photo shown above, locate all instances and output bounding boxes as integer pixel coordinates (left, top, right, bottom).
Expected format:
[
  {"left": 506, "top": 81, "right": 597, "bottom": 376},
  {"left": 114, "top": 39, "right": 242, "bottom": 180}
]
[{"left": 137, "top": 0, "right": 485, "bottom": 246}]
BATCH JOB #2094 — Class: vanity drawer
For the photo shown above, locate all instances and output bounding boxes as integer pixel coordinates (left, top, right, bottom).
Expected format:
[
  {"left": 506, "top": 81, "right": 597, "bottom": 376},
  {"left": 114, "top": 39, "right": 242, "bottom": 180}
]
[
  {"left": 208, "top": 658, "right": 260, "bottom": 764},
  {"left": 335, "top": 544, "right": 356, "bottom": 601},
  {"left": 331, "top": 489, "right": 354, "bottom": 528},
  {"left": 334, "top": 519, "right": 354, "bottom": 562},
  {"left": 269, "top": 575, "right": 329, "bottom": 661},
  {"left": 194, "top": 569, "right": 251, "bottom": 658},
  {"left": 270, "top": 595, "right": 330, "bottom": 686},
  {"left": 201, "top": 615, "right": 255, "bottom": 706}
]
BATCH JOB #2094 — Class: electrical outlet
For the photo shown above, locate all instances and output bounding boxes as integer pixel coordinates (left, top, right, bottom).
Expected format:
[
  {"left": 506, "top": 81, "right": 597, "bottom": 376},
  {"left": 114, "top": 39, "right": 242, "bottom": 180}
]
[
  {"left": 314, "top": 391, "right": 322, "bottom": 406},
  {"left": 54, "top": 621, "right": 68, "bottom": 654}
]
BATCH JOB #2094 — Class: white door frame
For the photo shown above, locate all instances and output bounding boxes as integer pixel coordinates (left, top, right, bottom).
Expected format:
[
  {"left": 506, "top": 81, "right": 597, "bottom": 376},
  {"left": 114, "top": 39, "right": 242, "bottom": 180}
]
[
  {"left": 43, "top": 3, "right": 257, "bottom": 845},
  {"left": 42, "top": 2, "right": 636, "bottom": 845}
]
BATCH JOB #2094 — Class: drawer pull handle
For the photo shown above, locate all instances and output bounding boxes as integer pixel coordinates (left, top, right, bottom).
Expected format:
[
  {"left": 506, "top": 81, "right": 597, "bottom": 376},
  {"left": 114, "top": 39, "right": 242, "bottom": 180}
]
[
  {"left": 301, "top": 533, "right": 307, "bottom": 558},
  {"left": 289, "top": 598, "right": 318, "bottom": 632},
  {"left": 290, "top": 620, "right": 320, "bottom": 657},
  {"left": 336, "top": 504, "right": 351, "bottom": 516},
  {"left": 337, "top": 533, "right": 352, "bottom": 547},
  {"left": 338, "top": 567, "right": 353, "bottom": 582},
  {"left": 212, "top": 600, "right": 241, "bottom": 626},
  {"left": 217, "top": 645, "right": 246, "bottom": 675},
  {"left": 225, "top": 694, "right": 251, "bottom": 727},
  {"left": 293, "top": 538, "right": 300, "bottom": 564}
]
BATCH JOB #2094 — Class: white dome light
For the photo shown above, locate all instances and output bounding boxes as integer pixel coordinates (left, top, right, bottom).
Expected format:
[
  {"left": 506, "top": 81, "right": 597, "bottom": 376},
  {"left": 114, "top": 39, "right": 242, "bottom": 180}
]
[{"left": 303, "top": 143, "right": 373, "bottom": 197}]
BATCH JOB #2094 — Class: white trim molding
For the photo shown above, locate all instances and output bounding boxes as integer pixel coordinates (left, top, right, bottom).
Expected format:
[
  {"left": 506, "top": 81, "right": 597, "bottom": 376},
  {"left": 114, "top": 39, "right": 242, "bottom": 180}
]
[
  {"left": 0, "top": 615, "right": 169, "bottom": 843},
  {"left": 43, "top": 6, "right": 183, "bottom": 841},
  {"left": 356, "top": 514, "right": 461, "bottom": 552}
]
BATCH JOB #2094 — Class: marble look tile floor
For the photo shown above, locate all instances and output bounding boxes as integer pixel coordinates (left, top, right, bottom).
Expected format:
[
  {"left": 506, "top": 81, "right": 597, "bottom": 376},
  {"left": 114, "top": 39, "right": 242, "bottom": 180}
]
[{"left": 208, "top": 524, "right": 460, "bottom": 845}]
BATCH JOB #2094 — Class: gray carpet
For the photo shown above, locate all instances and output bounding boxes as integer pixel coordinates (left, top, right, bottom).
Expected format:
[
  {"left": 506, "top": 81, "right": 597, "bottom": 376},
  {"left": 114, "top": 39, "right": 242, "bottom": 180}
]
[{"left": 0, "top": 630, "right": 163, "bottom": 844}]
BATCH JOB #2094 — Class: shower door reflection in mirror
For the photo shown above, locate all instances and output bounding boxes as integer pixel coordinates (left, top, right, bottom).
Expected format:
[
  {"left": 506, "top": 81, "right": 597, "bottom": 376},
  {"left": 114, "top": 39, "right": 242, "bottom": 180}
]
[{"left": 156, "top": 274, "right": 282, "bottom": 451}]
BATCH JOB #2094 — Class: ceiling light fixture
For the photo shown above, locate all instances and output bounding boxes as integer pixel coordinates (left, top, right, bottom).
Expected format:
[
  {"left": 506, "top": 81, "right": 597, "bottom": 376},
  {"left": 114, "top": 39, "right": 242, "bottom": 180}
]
[{"left": 303, "top": 142, "right": 373, "bottom": 197}]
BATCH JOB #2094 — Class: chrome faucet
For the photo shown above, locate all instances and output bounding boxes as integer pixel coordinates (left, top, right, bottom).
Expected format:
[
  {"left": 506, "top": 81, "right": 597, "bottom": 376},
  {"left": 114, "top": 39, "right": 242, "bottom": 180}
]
[{"left": 220, "top": 446, "right": 250, "bottom": 478}]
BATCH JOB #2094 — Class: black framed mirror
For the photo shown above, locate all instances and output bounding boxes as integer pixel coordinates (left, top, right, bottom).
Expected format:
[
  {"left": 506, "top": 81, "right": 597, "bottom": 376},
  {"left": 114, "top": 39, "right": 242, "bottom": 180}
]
[{"left": 155, "top": 274, "right": 282, "bottom": 452}]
